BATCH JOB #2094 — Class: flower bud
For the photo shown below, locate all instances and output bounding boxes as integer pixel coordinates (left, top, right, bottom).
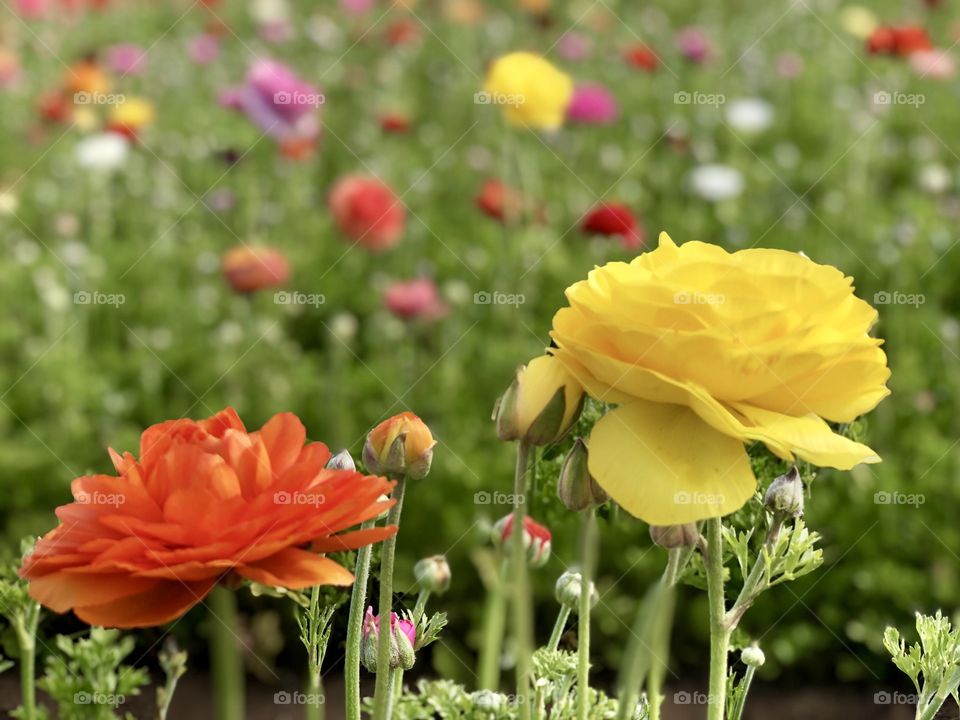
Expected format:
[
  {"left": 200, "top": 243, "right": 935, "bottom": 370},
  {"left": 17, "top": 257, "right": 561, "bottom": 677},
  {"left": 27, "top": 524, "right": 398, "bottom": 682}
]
[
  {"left": 650, "top": 523, "right": 701, "bottom": 549},
  {"left": 557, "top": 438, "right": 607, "bottom": 511},
  {"left": 360, "top": 607, "right": 417, "bottom": 672},
  {"left": 764, "top": 467, "right": 804, "bottom": 517},
  {"left": 414, "top": 555, "right": 451, "bottom": 595},
  {"left": 554, "top": 569, "right": 598, "bottom": 612},
  {"left": 493, "top": 355, "right": 584, "bottom": 445},
  {"left": 325, "top": 449, "right": 356, "bottom": 472},
  {"left": 363, "top": 412, "right": 436, "bottom": 479},
  {"left": 492, "top": 514, "right": 552, "bottom": 567},
  {"left": 741, "top": 645, "right": 765, "bottom": 668}
]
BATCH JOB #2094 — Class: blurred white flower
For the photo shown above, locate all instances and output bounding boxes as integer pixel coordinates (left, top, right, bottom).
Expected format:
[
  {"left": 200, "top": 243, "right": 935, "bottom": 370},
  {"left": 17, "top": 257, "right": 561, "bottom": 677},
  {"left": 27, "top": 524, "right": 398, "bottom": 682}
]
[
  {"left": 329, "top": 312, "right": 358, "bottom": 342},
  {"left": 74, "top": 133, "right": 130, "bottom": 172},
  {"left": 689, "top": 164, "right": 745, "bottom": 202},
  {"left": 0, "top": 188, "right": 17, "bottom": 216},
  {"left": 725, "top": 98, "right": 774, "bottom": 134},
  {"left": 918, "top": 164, "right": 951, "bottom": 195}
]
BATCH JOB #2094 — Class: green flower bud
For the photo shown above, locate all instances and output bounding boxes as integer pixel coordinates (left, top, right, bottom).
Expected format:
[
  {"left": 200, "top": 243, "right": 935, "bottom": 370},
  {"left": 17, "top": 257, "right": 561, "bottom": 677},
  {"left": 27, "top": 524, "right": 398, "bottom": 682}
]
[
  {"left": 557, "top": 438, "right": 608, "bottom": 511},
  {"left": 649, "top": 523, "right": 700, "bottom": 549},
  {"left": 554, "top": 569, "right": 598, "bottom": 612},
  {"left": 414, "top": 555, "right": 451, "bottom": 594},
  {"left": 764, "top": 467, "right": 804, "bottom": 517}
]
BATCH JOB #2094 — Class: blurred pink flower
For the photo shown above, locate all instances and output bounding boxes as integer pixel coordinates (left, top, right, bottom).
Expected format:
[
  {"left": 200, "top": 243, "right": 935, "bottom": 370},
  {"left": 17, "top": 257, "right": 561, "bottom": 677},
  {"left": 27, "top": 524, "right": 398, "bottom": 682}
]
[
  {"left": 341, "top": 0, "right": 375, "bottom": 14},
  {"left": 567, "top": 84, "right": 619, "bottom": 125},
  {"left": 677, "top": 26, "right": 713, "bottom": 64},
  {"left": 223, "top": 59, "right": 321, "bottom": 140},
  {"left": 910, "top": 49, "right": 956, "bottom": 78},
  {"left": 557, "top": 31, "right": 591, "bottom": 61},
  {"left": 384, "top": 279, "right": 447, "bottom": 321},
  {"left": 14, "top": 0, "right": 48, "bottom": 19},
  {"left": 105, "top": 43, "right": 147, "bottom": 75},
  {"left": 187, "top": 34, "right": 220, "bottom": 65},
  {"left": 259, "top": 20, "right": 294, "bottom": 43},
  {"left": 776, "top": 52, "right": 804, "bottom": 79},
  {"left": 0, "top": 50, "right": 20, "bottom": 89}
]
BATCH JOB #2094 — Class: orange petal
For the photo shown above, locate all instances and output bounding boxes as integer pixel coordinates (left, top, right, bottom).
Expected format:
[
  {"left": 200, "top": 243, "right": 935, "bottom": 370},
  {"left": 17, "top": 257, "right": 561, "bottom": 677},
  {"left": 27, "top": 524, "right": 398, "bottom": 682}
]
[
  {"left": 256, "top": 412, "right": 312, "bottom": 475},
  {"left": 28, "top": 571, "right": 157, "bottom": 613},
  {"left": 74, "top": 577, "right": 217, "bottom": 628},
  {"left": 311, "top": 524, "right": 397, "bottom": 553},
  {"left": 235, "top": 548, "right": 354, "bottom": 589}
]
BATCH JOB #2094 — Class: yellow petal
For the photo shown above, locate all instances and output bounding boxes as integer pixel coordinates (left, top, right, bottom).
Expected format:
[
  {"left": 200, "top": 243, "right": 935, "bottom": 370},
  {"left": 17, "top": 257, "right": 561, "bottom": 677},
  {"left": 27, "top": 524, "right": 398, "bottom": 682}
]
[{"left": 587, "top": 401, "right": 756, "bottom": 524}]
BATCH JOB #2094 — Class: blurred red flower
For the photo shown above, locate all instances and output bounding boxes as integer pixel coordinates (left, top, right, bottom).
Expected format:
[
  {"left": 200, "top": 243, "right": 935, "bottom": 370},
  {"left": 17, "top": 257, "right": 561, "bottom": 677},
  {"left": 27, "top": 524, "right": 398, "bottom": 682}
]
[
  {"left": 582, "top": 202, "right": 644, "bottom": 250},
  {"left": 329, "top": 175, "right": 406, "bottom": 251},
  {"left": 384, "top": 278, "right": 448, "bottom": 320},
  {"left": 20, "top": 409, "right": 396, "bottom": 627},
  {"left": 475, "top": 179, "right": 523, "bottom": 223},
  {"left": 867, "top": 25, "right": 933, "bottom": 56},
  {"left": 222, "top": 245, "right": 290, "bottom": 293},
  {"left": 623, "top": 43, "right": 659, "bottom": 72}
]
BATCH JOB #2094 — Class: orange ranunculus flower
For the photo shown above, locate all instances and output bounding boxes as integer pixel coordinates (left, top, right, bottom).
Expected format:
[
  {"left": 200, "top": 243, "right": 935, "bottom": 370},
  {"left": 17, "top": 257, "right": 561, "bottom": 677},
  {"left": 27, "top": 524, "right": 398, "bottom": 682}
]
[
  {"left": 20, "top": 408, "right": 396, "bottom": 628},
  {"left": 363, "top": 412, "right": 436, "bottom": 479}
]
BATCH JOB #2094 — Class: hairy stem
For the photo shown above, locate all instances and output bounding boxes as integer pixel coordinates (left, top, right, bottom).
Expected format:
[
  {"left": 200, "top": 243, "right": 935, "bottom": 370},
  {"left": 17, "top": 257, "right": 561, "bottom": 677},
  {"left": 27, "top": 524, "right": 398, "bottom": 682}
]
[
  {"left": 209, "top": 586, "right": 244, "bottom": 720},
  {"left": 511, "top": 441, "right": 533, "bottom": 720},
  {"left": 345, "top": 519, "right": 376, "bottom": 720},
  {"left": 576, "top": 509, "right": 598, "bottom": 720},
  {"left": 372, "top": 478, "right": 407, "bottom": 720},
  {"left": 478, "top": 558, "right": 510, "bottom": 688},
  {"left": 547, "top": 606, "right": 572, "bottom": 651},
  {"left": 706, "top": 518, "right": 730, "bottom": 720}
]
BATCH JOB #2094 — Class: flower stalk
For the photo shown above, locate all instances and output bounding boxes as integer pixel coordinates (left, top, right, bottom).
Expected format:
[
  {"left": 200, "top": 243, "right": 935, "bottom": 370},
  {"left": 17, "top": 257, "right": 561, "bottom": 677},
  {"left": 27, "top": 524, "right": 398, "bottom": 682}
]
[
  {"left": 705, "top": 517, "right": 730, "bottom": 720},
  {"left": 478, "top": 558, "right": 510, "bottom": 688},
  {"left": 511, "top": 440, "right": 534, "bottom": 720},
  {"left": 372, "top": 477, "right": 407, "bottom": 720},
  {"left": 576, "top": 508, "right": 598, "bottom": 720},
  {"left": 13, "top": 603, "right": 39, "bottom": 720},
  {"left": 209, "top": 585, "right": 244, "bottom": 720},
  {"left": 345, "top": 519, "right": 376, "bottom": 720}
]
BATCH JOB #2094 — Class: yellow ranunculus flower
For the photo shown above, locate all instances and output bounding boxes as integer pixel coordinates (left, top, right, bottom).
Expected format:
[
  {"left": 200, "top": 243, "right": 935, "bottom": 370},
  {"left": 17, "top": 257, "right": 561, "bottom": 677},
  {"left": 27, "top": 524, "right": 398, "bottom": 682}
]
[
  {"left": 550, "top": 232, "right": 890, "bottom": 525},
  {"left": 482, "top": 52, "right": 573, "bottom": 130},
  {"left": 109, "top": 97, "right": 156, "bottom": 131}
]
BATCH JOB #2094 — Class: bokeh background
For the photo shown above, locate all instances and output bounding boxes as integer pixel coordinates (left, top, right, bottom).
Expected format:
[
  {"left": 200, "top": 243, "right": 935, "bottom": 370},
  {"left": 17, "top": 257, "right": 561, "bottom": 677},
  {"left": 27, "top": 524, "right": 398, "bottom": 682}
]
[{"left": 0, "top": 0, "right": 957, "bottom": 716}]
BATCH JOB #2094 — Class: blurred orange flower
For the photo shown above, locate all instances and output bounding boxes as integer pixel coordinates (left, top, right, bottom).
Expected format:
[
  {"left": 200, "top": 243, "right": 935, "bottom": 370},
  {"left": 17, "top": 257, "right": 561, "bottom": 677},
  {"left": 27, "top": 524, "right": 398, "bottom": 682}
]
[{"left": 20, "top": 409, "right": 396, "bottom": 628}]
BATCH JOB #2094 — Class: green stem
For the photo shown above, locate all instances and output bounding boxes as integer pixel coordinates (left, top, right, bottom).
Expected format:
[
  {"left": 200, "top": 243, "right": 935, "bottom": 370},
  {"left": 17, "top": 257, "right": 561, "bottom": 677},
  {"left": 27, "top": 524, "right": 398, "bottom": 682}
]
[
  {"left": 345, "top": 519, "right": 376, "bottom": 720},
  {"left": 15, "top": 608, "right": 38, "bottom": 720},
  {"left": 547, "top": 606, "right": 571, "bottom": 651},
  {"left": 511, "top": 441, "right": 533, "bottom": 720},
  {"left": 616, "top": 547, "right": 687, "bottom": 720},
  {"left": 576, "top": 509, "right": 598, "bottom": 720},
  {"left": 728, "top": 666, "right": 755, "bottom": 720},
  {"left": 706, "top": 518, "right": 730, "bottom": 720},
  {"left": 478, "top": 557, "right": 510, "bottom": 689},
  {"left": 305, "top": 586, "right": 323, "bottom": 720},
  {"left": 209, "top": 586, "right": 244, "bottom": 720},
  {"left": 373, "top": 478, "right": 407, "bottom": 720}
]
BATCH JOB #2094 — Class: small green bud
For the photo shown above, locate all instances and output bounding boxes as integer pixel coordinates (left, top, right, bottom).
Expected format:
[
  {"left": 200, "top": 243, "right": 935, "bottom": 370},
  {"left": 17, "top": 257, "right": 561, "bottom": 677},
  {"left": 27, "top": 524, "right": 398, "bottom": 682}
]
[
  {"left": 414, "top": 555, "right": 451, "bottom": 595},
  {"left": 557, "top": 438, "right": 607, "bottom": 511},
  {"left": 554, "top": 569, "right": 598, "bottom": 612},
  {"left": 764, "top": 467, "right": 804, "bottom": 517}
]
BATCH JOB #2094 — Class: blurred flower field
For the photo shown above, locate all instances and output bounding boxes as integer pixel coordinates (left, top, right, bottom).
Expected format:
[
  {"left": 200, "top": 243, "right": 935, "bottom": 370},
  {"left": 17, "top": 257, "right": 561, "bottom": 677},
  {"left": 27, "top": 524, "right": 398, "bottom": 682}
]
[{"left": 1, "top": 0, "right": 960, "bottom": 715}]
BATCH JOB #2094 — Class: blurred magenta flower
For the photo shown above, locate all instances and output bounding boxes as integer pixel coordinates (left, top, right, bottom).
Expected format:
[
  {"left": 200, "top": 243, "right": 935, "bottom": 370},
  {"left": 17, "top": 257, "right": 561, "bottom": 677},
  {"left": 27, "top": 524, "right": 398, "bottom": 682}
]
[
  {"left": 384, "top": 278, "right": 448, "bottom": 321},
  {"left": 341, "top": 0, "right": 374, "bottom": 14},
  {"left": 187, "top": 34, "right": 220, "bottom": 65},
  {"left": 677, "top": 26, "right": 713, "bottom": 63},
  {"left": 105, "top": 43, "right": 147, "bottom": 75},
  {"left": 14, "top": 0, "right": 47, "bottom": 19},
  {"left": 223, "top": 59, "right": 322, "bottom": 140},
  {"left": 567, "top": 84, "right": 619, "bottom": 125}
]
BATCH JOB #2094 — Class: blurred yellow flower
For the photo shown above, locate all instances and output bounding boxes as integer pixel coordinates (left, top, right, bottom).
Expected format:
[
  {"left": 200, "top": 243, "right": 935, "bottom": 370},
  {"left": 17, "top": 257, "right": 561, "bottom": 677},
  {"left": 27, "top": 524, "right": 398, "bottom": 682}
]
[
  {"left": 839, "top": 5, "right": 878, "bottom": 39},
  {"left": 550, "top": 232, "right": 890, "bottom": 524},
  {"left": 483, "top": 52, "right": 572, "bottom": 130},
  {"left": 109, "top": 97, "right": 156, "bottom": 132}
]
